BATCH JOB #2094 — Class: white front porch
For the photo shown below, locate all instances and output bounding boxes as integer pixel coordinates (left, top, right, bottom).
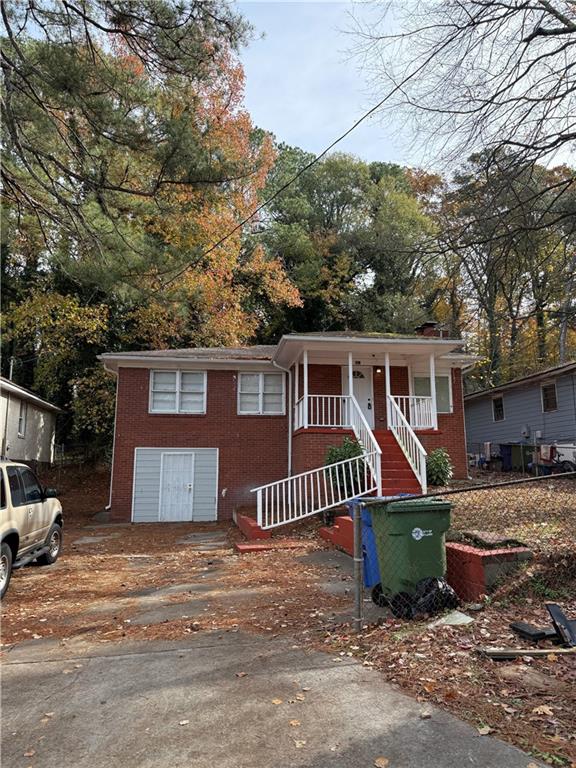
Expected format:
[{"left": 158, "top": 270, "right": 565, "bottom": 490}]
[
  {"left": 292, "top": 349, "right": 440, "bottom": 432},
  {"left": 251, "top": 333, "right": 471, "bottom": 530}
]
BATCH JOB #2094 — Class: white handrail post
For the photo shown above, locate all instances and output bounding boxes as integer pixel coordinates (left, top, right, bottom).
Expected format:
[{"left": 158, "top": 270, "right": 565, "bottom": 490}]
[
  {"left": 257, "top": 489, "right": 262, "bottom": 528},
  {"left": 303, "top": 349, "right": 309, "bottom": 429},
  {"left": 429, "top": 353, "right": 438, "bottom": 430},
  {"left": 385, "top": 352, "right": 391, "bottom": 428},
  {"left": 376, "top": 452, "right": 382, "bottom": 496}
]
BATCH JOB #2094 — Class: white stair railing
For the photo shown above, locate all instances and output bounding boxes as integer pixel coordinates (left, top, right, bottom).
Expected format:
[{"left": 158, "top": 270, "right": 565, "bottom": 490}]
[
  {"left": 392, "top": 395, "right": 434, "bottom": 429},
  {"left": 387, "top": 394, "right": 427, "bottom": 494},
  {"left": 253, "top": 450, "right": 380, "bottom": 530},
  {"left": 348, "top": 394, "right": 382, "bottom": 495},
  {"left": 255, "top": 393, "right": 383, "bottom": 529}
]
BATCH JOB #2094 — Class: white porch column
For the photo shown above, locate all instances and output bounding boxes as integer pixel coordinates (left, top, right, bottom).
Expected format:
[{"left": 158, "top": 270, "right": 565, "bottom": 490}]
[
  {"left": 295, "top": 358, "right": 299, "bottom": 403},
  {"left": 384, "top": 352, "right": 391, "bottom": 428},
  {"left": 303, "top": 349, "right": 309, "bottom": 428},
  {"left": 429, "top": 353, "right": 438, "bottom": 430},
  {"left": 347, "top": 352, "right": 353, "bottom": 425}
]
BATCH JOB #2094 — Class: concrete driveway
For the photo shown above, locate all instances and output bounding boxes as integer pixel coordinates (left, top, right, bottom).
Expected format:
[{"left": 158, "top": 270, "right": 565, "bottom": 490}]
[
  {"left": 2, "top": 526, "right": 541, "bottom": 767},
  {"left": 4, "top": 636, "right": 537, "bottom": 768}
]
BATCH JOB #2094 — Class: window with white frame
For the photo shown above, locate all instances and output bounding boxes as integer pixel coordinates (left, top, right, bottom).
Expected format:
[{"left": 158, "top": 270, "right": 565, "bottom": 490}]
[
  {"left": 149, "top": 370, "right": 206, "bottom": 414},
  {"left": 492, "top": 396, "right": 505, "bottom": 422},
  {"left": 18, "top": 400, "right": 27, "bottom": 437},
  {"left": 541, "top": 382, "right": 558, "bottom": 413},
  {"left": 413, "top": 375, "right": 452, "bottom": 413},
  {"left": 238, "top": 372, "right": 285, "bottom": 415}
]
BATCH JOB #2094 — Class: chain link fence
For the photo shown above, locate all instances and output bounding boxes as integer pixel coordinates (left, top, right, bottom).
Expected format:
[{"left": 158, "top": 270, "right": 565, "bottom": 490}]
[{"left": 359, "top": 472, "right": 576, "bottom": 620}]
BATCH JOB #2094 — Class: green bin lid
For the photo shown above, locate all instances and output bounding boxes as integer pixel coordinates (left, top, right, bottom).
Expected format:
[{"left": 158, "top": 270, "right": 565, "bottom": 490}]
[{"left": 372, "top": 497, "right": 451, "bottom": 512}]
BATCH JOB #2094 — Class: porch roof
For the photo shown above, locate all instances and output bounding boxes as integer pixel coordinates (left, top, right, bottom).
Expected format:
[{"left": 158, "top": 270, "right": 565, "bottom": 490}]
[{"left": 273, "top": 333, "right": 474, "bottom": 368}]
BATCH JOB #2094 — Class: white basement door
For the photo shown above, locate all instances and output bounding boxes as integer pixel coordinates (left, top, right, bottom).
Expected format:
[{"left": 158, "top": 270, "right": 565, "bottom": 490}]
[
  {"left": 132, "top": 448, "right": 218, "bottom": 523},
  {"left": 160, "top": 452, "right": 195, "bottom": 521}
]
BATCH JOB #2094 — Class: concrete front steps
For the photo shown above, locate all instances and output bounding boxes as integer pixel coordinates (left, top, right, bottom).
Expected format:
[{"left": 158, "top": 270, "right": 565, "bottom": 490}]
[{"left": 235, "top": 430, "right": 423, "bottom": 553}]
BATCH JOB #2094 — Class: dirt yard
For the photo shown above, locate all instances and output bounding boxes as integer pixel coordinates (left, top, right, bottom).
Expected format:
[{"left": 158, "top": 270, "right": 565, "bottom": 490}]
[{"left": 2, "top": 466, "right": 575, "bottom": 766}]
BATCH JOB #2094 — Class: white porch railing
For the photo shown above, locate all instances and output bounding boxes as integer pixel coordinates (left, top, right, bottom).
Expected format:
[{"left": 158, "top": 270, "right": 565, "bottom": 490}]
[
  {"left": 253, "top": 451, "right": 380, "bottom": 529},
  {"left": 392, "top": 395, "right": 434, "bottom": 429},
  {"left": 387, "top": 394, "right": 427, "bottom": 494},
  {"left": 298, "top": 394, "right": 351, "bottom": 429},
  {"left": 294, "top": 394, "right": 381, "bottom": 492}
]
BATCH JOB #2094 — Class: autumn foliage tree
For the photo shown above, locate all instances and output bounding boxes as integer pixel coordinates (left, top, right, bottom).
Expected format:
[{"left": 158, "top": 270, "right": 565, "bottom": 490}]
[{"left": 1, "top": 1, "right": 300, "bottom": 446}]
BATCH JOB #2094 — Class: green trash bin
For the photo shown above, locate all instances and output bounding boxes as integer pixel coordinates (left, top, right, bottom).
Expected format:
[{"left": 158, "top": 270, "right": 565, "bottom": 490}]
[{"left": 370, "top": 497, "right": 452, "bottom": 616}]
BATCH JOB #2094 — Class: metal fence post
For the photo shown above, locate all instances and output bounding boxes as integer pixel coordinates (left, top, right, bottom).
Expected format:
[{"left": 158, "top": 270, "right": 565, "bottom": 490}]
[{"left": 352, "top": 499, "right": 363, "bottom": 634}]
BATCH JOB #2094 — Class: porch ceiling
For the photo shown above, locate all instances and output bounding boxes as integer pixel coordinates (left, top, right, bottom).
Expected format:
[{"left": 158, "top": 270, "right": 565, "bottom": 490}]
[{"left": 273, "top": 334, "right": 472, "bottom": 368}]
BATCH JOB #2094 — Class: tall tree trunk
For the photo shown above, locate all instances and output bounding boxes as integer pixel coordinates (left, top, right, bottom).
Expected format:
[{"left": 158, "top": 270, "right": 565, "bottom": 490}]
[{"left": 535, "top": 305, "right": 547, "bottom": 365}]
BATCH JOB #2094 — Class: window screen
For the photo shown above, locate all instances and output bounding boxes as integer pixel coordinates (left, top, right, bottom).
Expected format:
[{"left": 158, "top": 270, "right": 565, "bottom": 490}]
[
  {"left": 492, "top": 396, "right": 504, "bottom": 422},
  {"left": 7, "top": 467, "right": 25, "bottom": 506},
  {"left": 541, "top": 383, "right": 558, "bottom": 413},
  {"left": 150, "top": 371, "right": 177, "bottom": 412},
  {"left": 179, "top": 372, "right": 206, "bottom": 413},
  {"left": 18, "top": 400, "right": 27, "bottom": 436},
  {"left": 238, "top": 373, "right": 284, "bottom": 414},
  {"left": 150, "top": 371, "right": 206, "bottom": 414},
  {"left": 413, "top": 376, "right": 451, "bottom": 413}
]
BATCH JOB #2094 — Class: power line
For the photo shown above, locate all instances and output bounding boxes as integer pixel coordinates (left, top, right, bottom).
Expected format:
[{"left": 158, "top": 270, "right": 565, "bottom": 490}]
[{"left": 160, "top": 32, "right": 459, "bottom": 288}]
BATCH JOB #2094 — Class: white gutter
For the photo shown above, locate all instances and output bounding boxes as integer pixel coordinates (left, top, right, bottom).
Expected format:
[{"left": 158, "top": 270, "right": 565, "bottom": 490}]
[{"left": 99, "top": 355, "right": 277, "bottom": 374}]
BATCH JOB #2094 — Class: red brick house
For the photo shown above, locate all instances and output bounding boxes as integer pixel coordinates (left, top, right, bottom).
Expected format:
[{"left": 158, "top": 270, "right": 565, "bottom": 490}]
[{"left": 100, "top": 331, "right": 475, "bottom": 528}]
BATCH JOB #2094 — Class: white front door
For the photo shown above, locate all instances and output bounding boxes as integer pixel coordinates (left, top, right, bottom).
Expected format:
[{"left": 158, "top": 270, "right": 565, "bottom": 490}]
[
  {"left": 342, "top": 366, "right": 375, "bottom": 428},
  {"left": 159, "top": 452, "right": 195, "bottom": 521}
]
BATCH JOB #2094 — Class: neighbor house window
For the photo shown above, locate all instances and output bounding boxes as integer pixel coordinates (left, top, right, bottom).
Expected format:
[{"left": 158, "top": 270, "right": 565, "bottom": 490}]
[
  {"left": 413, "top": 376, "right": 452, "bottom": 413},
  {"left": 238, "top": 373, "right": 285, "bottom": 415},
  {"left": 541, "top": 382, "right": 558, "bottom": 413},
  {"left": 149, "top": 371, "right": 206, "bottom": 414},
  {"left": 492, "top": 396, "right": 505, "bottom": 422},
  {"left": 17, "top": 400, "right": 27, "bottom": 437}
]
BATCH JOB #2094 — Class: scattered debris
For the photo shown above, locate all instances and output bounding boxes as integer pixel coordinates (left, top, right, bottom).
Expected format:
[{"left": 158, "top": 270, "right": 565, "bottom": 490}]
[{"left": 429, "top": 610, "right": 474, "bottom": 627}]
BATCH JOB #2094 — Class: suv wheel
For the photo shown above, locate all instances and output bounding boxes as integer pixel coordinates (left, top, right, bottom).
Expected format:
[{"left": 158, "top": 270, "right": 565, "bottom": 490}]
[
  {"left": 0, "top": 542, "right": 13, "bottom": 599},
  {"left": 37, "top": 524, "right": 62, "bottom": 566}
]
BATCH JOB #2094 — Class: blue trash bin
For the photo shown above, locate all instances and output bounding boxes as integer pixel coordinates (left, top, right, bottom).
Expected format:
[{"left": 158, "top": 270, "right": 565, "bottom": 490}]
[{"left": 360, "top": 506, "right": 380, "bottom": 588}]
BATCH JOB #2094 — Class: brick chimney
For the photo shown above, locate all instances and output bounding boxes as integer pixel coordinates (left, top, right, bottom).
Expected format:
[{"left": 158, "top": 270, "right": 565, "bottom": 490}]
[{"left": 415, "top": 321, "right": 443, "bottom": 338}]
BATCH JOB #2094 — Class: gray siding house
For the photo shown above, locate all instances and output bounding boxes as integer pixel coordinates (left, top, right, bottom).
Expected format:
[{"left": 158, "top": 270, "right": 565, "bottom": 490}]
[
  {"left": 465, "top": 362, "right": 576, "bottom": 453},
  {"left": 0, "top": 377, "right": 61, "bottom": 464}
]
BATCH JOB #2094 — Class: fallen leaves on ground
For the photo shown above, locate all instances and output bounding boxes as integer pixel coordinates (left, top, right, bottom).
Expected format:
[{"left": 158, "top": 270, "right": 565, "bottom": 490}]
[{"left": 2, "top": 468, "right": 575, "bottom": 766}]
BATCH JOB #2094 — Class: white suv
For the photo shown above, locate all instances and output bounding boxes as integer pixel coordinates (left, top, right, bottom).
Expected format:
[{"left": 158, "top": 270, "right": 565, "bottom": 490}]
[{"left": 0, "top": 461, "right": 63, "bottom": 599}]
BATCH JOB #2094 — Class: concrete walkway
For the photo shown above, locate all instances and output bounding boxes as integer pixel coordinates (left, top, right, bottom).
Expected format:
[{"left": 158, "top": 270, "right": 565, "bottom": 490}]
[{"left": 3, "top": 632, "right": 538, "bottom": 768}]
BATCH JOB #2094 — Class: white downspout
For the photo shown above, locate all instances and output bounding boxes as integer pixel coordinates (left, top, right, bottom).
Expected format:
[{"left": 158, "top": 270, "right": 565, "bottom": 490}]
[{"left": 273, "top": 361, "right": 292, "bottom": 477}]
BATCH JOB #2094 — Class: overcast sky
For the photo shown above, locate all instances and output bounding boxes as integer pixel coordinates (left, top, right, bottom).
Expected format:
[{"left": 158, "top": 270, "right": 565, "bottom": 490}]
[{"left": 238, "top": 1, "right": 406, "bottom": 164}]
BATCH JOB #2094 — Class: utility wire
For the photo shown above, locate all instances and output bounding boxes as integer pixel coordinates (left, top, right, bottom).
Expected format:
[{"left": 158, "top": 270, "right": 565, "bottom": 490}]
[{"left": 161, "top": 33, "right": 459, "bottom": 288}]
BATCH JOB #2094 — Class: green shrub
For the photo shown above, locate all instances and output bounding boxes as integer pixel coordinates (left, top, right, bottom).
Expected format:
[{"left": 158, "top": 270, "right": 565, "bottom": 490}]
[
  {"left": 426, "top": 447, "right": 453, "bottom": 486},
  {"left": 325, "top": 437, "right": 365, "bottom": 496},
  {"left": 325, "top": 436, "right": 363, "bottom": 465}
]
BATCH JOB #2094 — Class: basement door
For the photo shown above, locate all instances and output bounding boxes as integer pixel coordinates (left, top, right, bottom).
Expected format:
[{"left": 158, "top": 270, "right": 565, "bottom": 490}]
[
  {"left": 160, "top": 452, "right": 195, "bottom": 521},
  {"left": 132, "top": 447, "right": 218, "bottom": 523}
]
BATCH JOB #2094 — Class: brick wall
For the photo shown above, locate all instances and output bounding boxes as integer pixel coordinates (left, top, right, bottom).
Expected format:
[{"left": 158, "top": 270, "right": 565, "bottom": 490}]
[
  {"left": 419, "top": 369, "right": 468, "bottom": 479},
  {"left": 110, "top": 368, "right": 289, "bottom": 522},
  {"left": 373, "top": 366, "right": 409, "bottom": 426},
  {"left": 291, "top": 428, "right": 354, "bottom": 475}
]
